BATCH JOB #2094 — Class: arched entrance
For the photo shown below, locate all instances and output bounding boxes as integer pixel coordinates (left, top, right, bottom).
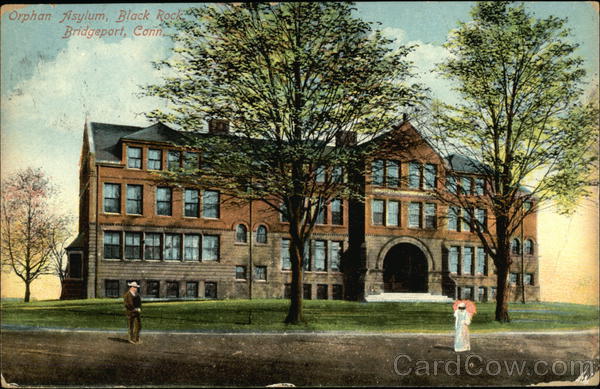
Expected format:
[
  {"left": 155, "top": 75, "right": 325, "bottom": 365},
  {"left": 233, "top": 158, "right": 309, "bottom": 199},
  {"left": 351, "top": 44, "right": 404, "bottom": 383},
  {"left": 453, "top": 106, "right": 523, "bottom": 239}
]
[{"left": 383, "top": 243, "right": 428, "bottom": 292}]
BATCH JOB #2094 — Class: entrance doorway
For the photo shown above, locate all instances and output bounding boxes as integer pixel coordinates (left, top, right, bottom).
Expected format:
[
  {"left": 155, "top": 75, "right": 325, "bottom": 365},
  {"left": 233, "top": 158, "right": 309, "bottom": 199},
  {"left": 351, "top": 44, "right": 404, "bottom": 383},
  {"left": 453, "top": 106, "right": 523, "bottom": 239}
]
[{"left": 383, "top": 243, "right": 428, "bottom": 292}]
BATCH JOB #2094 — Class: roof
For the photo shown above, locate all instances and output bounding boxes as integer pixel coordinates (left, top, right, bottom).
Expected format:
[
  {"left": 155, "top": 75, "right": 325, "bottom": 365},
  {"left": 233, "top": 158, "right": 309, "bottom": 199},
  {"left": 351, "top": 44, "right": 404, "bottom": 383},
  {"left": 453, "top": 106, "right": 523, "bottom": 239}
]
[
  {"left": 121, "top": 122, "right": 186, "bottom": 144},
  {"left": 89, "top": 122, "right": 143, "bottom": 162},
  {"left": 445, "top": 154, "right": 489, "bottom": 174},
  {"left": 66, "top": 233, "right": 85, "bottom": 250}
]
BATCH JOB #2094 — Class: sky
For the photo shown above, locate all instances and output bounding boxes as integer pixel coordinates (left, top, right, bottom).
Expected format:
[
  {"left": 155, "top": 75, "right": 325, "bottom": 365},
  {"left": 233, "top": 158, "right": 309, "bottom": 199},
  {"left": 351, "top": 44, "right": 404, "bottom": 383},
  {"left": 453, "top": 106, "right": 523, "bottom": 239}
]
[{"left": 1, "top": 2, "right": 598, "bottom": 220}]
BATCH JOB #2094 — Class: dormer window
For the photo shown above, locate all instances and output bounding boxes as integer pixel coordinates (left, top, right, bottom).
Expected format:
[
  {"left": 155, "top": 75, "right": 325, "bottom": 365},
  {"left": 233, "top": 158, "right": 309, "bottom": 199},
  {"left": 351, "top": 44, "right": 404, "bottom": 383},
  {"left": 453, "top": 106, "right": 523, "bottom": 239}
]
[{"left": 127, "top": 146, "right": 142, "bottom": 169}]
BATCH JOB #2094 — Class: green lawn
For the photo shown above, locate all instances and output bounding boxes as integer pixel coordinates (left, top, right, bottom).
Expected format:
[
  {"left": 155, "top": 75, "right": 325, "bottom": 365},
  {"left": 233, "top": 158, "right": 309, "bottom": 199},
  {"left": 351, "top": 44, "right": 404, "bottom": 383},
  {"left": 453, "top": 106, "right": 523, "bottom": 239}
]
[{"left": 1, "top": 299, "right": 598, "bottom": 333}]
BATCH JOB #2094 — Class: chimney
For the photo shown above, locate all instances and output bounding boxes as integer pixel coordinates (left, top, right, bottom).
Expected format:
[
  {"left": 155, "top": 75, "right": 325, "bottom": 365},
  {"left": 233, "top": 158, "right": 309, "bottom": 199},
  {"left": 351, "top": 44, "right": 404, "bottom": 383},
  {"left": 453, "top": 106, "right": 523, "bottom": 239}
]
[
  {"left": 208, "top": 119, "right": 229, "bottom": 134},
  {"left": 335, "top": 131, "right": 357, "bottom": 146},
  {"left": 403, "top": 113, "right": 408, "bottom": 122}
]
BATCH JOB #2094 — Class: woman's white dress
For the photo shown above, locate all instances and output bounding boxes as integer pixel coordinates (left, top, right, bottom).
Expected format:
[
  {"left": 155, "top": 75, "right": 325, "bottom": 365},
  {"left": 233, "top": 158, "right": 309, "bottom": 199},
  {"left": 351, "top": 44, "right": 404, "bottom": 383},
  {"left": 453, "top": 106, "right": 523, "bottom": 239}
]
[{"left": 454, "top": 309, "right": 472, "bottom": 352}]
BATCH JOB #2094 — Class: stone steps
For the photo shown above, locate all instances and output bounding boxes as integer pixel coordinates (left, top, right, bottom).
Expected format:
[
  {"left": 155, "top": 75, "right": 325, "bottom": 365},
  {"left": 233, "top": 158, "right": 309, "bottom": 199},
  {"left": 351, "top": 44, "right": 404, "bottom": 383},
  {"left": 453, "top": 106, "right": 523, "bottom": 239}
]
[{"left": 365, "top": 292, "right": 454, "bottom": 303}]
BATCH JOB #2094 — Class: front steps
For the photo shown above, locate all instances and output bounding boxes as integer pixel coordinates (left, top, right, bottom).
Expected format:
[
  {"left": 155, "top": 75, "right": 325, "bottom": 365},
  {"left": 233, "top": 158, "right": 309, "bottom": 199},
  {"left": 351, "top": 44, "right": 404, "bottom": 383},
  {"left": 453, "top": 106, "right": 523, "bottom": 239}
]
[{"left": 365, "top": 292, "right": 454, "bottom": 303}]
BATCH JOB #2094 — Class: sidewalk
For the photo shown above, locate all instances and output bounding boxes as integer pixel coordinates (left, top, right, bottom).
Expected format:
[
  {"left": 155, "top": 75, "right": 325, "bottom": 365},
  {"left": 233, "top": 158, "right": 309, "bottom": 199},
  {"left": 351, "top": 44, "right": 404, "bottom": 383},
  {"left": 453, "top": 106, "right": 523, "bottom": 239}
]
[{"left": 2, "top": 323, "right": 598, "bottom": 337}]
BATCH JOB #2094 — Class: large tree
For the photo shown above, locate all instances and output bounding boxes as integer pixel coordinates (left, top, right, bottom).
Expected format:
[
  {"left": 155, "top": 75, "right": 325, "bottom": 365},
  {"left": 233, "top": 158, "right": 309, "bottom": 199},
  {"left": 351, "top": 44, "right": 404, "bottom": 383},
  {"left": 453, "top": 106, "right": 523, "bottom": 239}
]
[
  {"left": 145, "top": 2, "right": 424, "bottom": 323},
  {"left": 1, "top": 168, "right": 72, "bottom": 302},
  {"left": 429, "top": 2, "right": 598, "bottom": 322}
]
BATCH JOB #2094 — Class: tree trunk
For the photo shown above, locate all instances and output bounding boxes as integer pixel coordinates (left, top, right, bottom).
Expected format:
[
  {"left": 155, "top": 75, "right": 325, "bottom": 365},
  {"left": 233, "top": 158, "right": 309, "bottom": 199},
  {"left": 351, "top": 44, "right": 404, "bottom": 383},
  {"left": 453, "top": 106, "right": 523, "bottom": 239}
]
[
  {"left": 284, "top": 239, "right": 304, "bottom": 324},
  {"left": 495, "top": 262, "right": 510, "bottom": 322},
  {"left": 24, "top": 281, "right": 31, "bottom": 303}
]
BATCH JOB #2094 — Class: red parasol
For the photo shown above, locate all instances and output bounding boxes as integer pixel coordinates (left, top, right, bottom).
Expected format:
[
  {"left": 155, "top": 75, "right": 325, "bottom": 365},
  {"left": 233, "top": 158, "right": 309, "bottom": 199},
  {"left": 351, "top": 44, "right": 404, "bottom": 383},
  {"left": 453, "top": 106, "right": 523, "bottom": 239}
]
[{"left": 453, "top": 299, "right": 477, "bottom": 316}]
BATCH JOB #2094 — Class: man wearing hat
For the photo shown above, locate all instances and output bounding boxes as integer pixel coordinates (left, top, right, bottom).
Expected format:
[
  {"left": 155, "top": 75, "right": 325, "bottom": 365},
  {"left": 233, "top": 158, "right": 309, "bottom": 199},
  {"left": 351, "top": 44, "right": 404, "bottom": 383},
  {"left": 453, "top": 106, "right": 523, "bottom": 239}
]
[{"left": 123, "top": 281, "right": 142, "bottom": 344}]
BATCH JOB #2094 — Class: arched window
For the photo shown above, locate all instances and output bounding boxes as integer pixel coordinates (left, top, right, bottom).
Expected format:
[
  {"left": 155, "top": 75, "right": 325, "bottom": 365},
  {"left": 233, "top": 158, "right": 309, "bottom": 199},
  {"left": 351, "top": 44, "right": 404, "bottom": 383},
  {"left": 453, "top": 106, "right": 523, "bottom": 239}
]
[
  {"left": 256, "top": 225, "right": 267, "bottom": 244},
  {"left": 511, "top": 238, "right": 521, "bottom": 255},
  {"left": 524, "top": 239, "right": 534, "bottom": 255},
  {"left": 235, "top": 224, "right": 247, "bottom": 243}
]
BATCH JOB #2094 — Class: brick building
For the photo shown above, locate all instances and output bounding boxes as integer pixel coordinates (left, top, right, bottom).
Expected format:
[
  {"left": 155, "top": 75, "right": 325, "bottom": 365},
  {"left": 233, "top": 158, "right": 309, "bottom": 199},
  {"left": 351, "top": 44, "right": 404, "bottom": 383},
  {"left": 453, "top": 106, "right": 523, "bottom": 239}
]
[{"left": 62, "top": 120, "right": 539, "bottom": 302}]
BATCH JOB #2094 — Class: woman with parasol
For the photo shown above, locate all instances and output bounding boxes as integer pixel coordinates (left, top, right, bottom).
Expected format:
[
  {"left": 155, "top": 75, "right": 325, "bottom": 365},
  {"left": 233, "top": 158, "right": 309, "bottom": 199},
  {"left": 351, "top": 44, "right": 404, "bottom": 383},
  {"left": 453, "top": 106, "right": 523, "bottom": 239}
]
[{"left": 453, "top": 299, "right": 476, "bottom": 352}]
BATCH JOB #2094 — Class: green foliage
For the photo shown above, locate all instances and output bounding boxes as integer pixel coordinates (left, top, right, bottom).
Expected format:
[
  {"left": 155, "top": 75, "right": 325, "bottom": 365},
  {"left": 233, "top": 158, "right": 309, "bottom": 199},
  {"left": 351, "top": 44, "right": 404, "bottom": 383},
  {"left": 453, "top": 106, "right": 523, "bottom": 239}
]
[
  {"left": 433, "top": 1, "right": 598, "bottom": 220},
  {"left": 144, "top": 2, "right": 424, "bottom": 214}
]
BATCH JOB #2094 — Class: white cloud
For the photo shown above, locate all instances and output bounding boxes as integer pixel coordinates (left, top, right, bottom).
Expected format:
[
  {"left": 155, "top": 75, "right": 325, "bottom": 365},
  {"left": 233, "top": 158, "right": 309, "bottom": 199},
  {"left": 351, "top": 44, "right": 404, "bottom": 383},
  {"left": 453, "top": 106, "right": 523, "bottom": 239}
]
[{"left": 1, "top": 36, "right": 173, "bottom": 216}]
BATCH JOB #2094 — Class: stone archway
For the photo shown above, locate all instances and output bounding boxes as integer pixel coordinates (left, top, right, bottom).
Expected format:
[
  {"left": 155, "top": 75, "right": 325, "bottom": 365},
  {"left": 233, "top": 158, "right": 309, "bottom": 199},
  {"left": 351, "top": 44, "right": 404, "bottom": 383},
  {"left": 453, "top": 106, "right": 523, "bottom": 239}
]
[{"left": 382, "top": 243, "right": 429, "bottom": 293}]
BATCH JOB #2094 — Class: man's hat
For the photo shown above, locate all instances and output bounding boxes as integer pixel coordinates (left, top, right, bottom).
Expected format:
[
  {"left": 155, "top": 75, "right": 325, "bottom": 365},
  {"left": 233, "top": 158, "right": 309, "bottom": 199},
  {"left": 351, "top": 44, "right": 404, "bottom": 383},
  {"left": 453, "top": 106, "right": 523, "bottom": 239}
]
[{"left": 128, "top": 281, "right": 140, "bottom": 288}]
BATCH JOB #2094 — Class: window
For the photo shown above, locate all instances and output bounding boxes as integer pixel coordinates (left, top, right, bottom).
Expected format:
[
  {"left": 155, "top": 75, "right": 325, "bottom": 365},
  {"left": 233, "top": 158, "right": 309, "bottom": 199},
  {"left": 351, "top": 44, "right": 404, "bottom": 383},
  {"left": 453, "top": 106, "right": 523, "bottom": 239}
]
[
  {"left": 408, "top": 202, "right": 421, "bottom": 228},
  {"left": 125, "top": 232, "right": 142, "bottom": 260},
  {"left": 103, "top": 231, "right": 121, "bottom": 259},
  {"left": 387, "top": 201, "right": 400, "bottom": 227},
  {"left": 105, "top": 280, "right": 120, "bottom": 298},
  {"left": 462, "top": 247, "right": 473, "bottom": 275},
  {"left": 460, "top": 286, "right": 474, "bottom": 300},
  {"left": 235, "top": 266, "right": 247, "bottom": 280},
  {"left": 372, "top": 159, "right": 384, "bottom": 186},
  {"left": 303, "top": 284, "right": 312, "bottom": 300},
  {"left": 461, "top": 208, "right": 472, "bottom": 232},
  {"left": 330, "top": 241, "right": 342, "bottom": 272},
  {"left": 202, "top": 235, "right": 219, "bottom": 261},
  {"left": 203, "top": 190, "right": 220, "bottom": 218},
  {"left": 184, "top": 234, "right": 200, "bottom": 261},
  {"left": 448, "top": 207, "right": 459, "bottom": 231},
  {"left": 235, "top": 224, "right": 248, "bottom": 243},
  {"left": 205, "top": 282, "right": 217, "bottom": 299},
  {"left": 332, "top": 166, "right": 343, "bottom": 183},
  {"left": 126, "top": 185, "right": 143, "bottom": 215},
  {"left": 446, "top": 175, "right": 457, "bottom": 195},
  {"left": 315, "top": 200, "right": 327, "bottom": 224},
  {"left": 386, "top": 160, "right": 399, "bottom": 187},
  {"left": 449, "top": 246, "right": 459, "bottom": 273},
  {"left": 254, "top": 266, "right": 267, "bottom": 281},
  {"left": 156, "top": 187, "right": 172, "bottom": 216},
  {"left": 331, "top": 199, "right": 343, "bottom": 225},
  {"left": 372, "top": 199, "right": 385, "bottom": 225},
  {"left": 148, "top": 149, "right": 162, "bottom": 170},
  {"left": 256, "top": 225, "right": 267, "bottom": 244},
  {"left": 424, "top": 203, "right": 437, "bottom": 229},
  {"left": 524, "top": 273, "right": 534, "bottom": 285},
  {"left": 167, "top": 150, "right": 181, "bottom": 171},
  {"left": 317, "top": 284, "right": 328, "bottom": 300},
  {"left": 524, "top": 239, "right": 534, "bottom": 255},
  {"left": 146, "top": 281, "right": 160, "bottom": 298},
  {"left": 332, "top": 284, "right": 343, "bottom": 300},
  {"left": 477, "top": 287, "right": 487, "bottom": 302},
  {"left": 314, "top": 240, "right": 327, "bottom": 271},
  {"left": 509, "top": 273, "right": 518, "bottom": 285},
  {"left": 184, "top": 189, "right": 199, "bottom": 217},
  {"left": 475, "top": 178, "right": 485, "bottom": 195},
  {"left": 303, "top": 241, "right": 310, "bottom": 271},
  {"left": 166, "top": 281, "right": 179, "bottom": 298},
  {"left": 460, "top": 176, "right": 472, "bottom": 195},
  {"left": 408, "top": 162, "right": 421, "bottom": 189},
  {"left": 476, "top": 247, "right": 487, "bottom": 275},
  {"left": 184, "top": 152, "right": 199, "bottom": 170},
  {"left": 491, "top": 287, "right": 497, "bottom": 299},
  {"left": 511, "top": 239, "right": 521, "bottom": 255},
  {"left": 68, "top": 253, "right": 83, "bottom": 279},
  {"left": 474, "top": 208, "right": 486, "bottom": 230},
  {"left": 103, "top": 183, "right": 121, "bottom": 213},
  {"left": 164, "top": 234, "right": 181, "bottom": 260},
  {"left": 127, "top": 146, "right": 142, "bottom": 169},
  {"left": 523, "top": 201, "right": 532, "bottom": 211},
  {"left": 281, "top": 239, "right": 291, "bottom": 270},
  {"left": 316, "top": 165, "right": 326, "bottom": 183},
  {"left": 284, "top": 284, "right": 292, "bottom": 299},
  {"left": 186, "top": 281, "right": 199, "bottom": 298},
  {"left": 144, "top": 233, "right": 161, "bottom": 260},
  {"left": 424, "top": 164, "right": 437, "bottom": 190},
  {"left": 280, "top": 203, "right": 289, "bottom": 223}
]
